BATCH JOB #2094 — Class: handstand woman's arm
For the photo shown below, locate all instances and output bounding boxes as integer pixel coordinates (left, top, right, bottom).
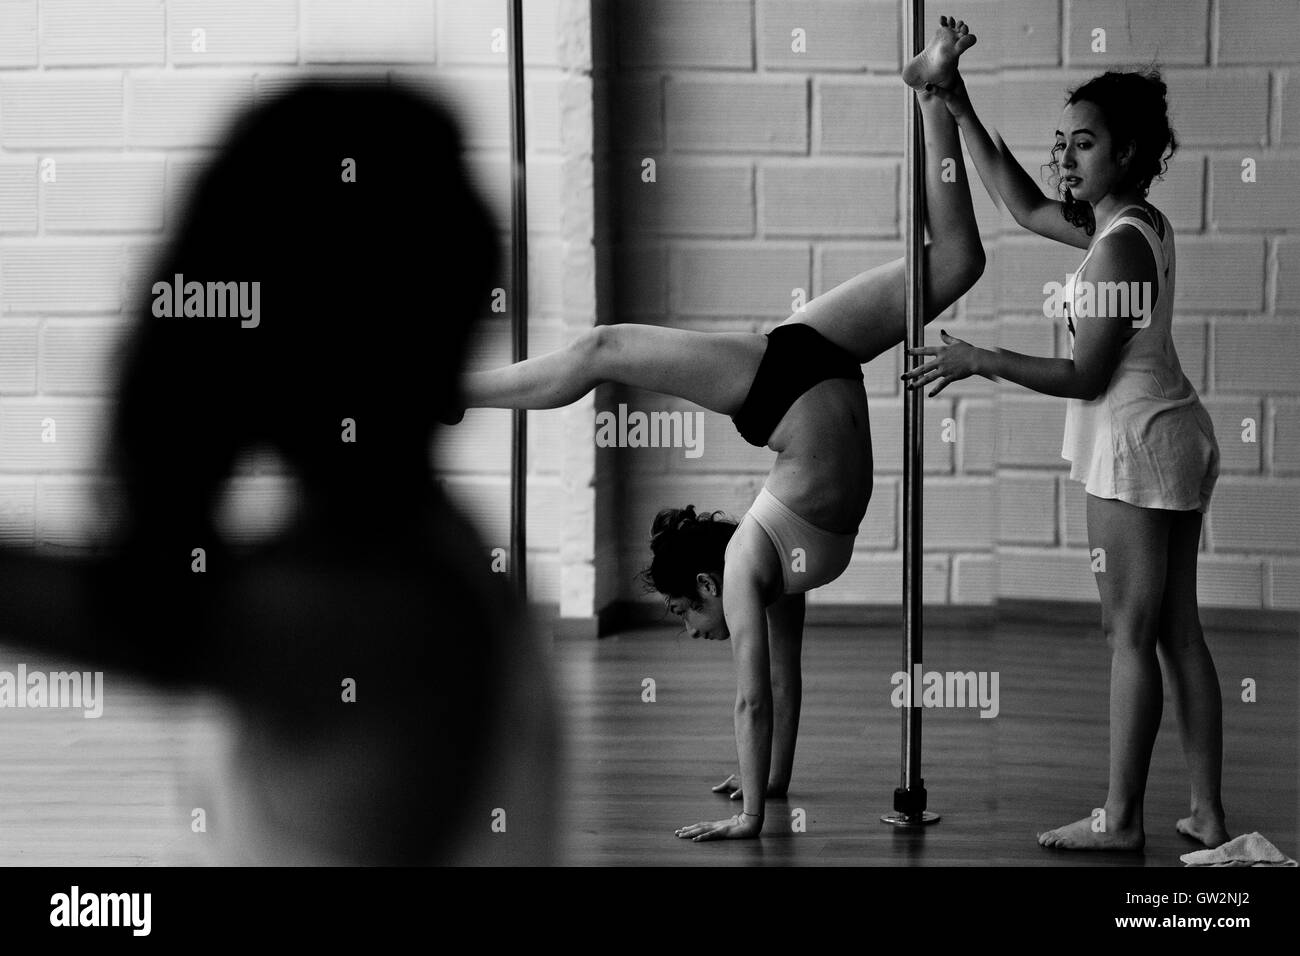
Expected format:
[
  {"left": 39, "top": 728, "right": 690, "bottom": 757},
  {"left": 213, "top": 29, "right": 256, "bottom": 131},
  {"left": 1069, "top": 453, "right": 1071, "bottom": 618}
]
[
  {"left": 710, "top": 592, "right": 803, "bottom": 802},
  {"left": 766, "top": 592, "right": 805, "bottom": 795},
  {"left": 728, "top": 573, "right": 773, "bottom": 821},
  {"left": 675, "top": 541, "right": 775, "bottom": 842}
]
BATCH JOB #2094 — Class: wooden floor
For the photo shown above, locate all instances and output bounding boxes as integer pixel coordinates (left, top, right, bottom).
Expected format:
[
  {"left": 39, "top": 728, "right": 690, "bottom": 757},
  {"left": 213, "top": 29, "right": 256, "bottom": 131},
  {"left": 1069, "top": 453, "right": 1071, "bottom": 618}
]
[
  {"left": 553, "top": 621, "right": 1299, "bottom": 866},
  {"left": 0, "top": 620, "right": 1294, "bottom": 867}
]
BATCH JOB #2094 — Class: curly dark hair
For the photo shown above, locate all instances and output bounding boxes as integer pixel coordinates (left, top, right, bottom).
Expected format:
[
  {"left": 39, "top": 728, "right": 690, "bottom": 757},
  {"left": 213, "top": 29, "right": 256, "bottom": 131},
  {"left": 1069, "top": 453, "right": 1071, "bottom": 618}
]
[
  {"left": 1044, "top": 68, "right": 1178, "bottom": 235},
  {"left": 640, "top": 505, "right": 738, "bottom": 602}
]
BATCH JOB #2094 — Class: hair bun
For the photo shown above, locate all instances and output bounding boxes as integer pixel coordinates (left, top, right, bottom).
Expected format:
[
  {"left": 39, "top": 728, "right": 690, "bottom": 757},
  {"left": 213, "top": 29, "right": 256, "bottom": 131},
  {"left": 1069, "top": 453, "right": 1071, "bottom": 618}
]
[{"left": 649, "top": 505, "right": 697, "bottom": 549}]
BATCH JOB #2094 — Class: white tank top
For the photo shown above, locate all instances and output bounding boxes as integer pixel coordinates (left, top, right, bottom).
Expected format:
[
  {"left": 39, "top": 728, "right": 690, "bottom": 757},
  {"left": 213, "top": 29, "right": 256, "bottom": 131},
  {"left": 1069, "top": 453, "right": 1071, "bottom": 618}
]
[{"left": 1061, "top": 204, "right": 1219, "bottom": 512}]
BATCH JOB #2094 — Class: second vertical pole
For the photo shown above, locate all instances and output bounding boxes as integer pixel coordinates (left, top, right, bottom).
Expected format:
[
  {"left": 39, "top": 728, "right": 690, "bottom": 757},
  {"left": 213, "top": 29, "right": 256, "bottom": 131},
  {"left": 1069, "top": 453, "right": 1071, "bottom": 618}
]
[
  {"left": 883, "top": 0, "right": 938, "bottom": 828},
  {"left": 506, "top": 0, "right": 528, "bottom": 603}
]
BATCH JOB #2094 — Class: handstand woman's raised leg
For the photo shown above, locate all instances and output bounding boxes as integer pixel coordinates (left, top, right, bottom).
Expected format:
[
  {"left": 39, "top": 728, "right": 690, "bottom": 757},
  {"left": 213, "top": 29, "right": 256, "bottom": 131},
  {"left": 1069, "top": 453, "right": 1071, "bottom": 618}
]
[
  {"left": 459, "top": 324, "right": 765, "bottom": 417},
  {"left": 793, "top": 19, "right": 983, "bottom": 363},
  {"left": 456, "top": 19, "right": 985, "bottom": 416}
]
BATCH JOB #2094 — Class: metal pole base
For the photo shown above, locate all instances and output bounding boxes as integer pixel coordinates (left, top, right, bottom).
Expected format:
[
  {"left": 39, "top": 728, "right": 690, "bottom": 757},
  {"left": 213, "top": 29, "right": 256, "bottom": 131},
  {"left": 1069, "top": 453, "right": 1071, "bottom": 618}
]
[
  {"left": 881, "top": 784, "right": 940, "bottom": 826},
  {"left": 881, "top": 810, "right": 941, "bottom": 827}
]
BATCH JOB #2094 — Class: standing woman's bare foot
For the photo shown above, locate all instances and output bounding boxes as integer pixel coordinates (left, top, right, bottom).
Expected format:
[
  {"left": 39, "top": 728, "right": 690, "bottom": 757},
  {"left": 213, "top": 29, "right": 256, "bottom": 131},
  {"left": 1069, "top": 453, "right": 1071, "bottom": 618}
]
[
  {"left": 1176, "top": 808, "right": 1230, "bottom": 848},
  {"left": 1037, "top": 811, "right": 1145, "bottom": 851},
  {"left": 902, "top": 15, "right": 977, "bottom": 91}
]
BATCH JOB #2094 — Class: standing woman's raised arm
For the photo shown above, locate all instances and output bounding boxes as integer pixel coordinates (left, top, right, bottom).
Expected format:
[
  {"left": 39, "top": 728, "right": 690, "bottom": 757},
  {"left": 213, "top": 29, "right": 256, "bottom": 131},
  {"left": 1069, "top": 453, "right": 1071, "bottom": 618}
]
[{"left": 927, "top": 82, "right": 1092, "bottom": 249}]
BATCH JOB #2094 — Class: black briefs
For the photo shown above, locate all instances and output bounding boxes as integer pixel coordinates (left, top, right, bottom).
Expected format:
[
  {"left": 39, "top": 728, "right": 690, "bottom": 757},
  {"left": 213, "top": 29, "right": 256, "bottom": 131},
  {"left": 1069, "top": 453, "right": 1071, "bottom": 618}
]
[{"left": 731, "top": 323, "right": 864, "bottom": 447}]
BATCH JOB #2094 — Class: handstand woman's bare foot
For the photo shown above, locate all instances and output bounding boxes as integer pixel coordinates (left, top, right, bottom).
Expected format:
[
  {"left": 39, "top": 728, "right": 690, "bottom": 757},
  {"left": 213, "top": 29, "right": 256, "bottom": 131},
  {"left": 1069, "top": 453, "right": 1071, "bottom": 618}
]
[
  {"left": 1176, "top": 807, "right": 1230, "bottom": 848},
  {"left": 902, "top": 15, "right": 977, "bottom": 91},
  {"left": 1037, "top": 810, "right": 1145, "bottom": 851}
]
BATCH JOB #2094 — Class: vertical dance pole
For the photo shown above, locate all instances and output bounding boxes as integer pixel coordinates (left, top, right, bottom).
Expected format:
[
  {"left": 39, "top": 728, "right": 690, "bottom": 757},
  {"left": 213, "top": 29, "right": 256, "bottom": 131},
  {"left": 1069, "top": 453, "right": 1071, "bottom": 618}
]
[
  {"left": 882, "top": 0, "right": 938, "bottom": 827},
  {"left": 506, "top": 0, "right": 528, "bottom": 602}
]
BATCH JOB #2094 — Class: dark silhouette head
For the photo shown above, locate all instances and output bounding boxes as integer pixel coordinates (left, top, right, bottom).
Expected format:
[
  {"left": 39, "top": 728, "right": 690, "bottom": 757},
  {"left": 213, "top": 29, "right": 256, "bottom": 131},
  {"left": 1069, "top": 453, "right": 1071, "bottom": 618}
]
[{"left": 108, "top": 80, "right": 499, "bottom": 564}]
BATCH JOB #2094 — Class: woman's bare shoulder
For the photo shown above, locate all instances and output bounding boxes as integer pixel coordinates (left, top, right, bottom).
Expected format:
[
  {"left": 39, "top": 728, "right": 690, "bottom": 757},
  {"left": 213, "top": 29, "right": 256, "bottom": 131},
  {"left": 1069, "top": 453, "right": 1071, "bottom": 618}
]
[{"left": 724, "top": 514, "right": 784, "bottom": 598}]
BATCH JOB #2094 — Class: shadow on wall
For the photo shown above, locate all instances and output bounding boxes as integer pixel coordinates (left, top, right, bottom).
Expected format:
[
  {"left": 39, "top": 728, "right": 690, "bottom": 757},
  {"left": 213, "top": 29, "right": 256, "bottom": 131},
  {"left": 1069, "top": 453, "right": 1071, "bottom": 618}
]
[{"left": 0, "top": 80, "right": 558, "bottom": 866}]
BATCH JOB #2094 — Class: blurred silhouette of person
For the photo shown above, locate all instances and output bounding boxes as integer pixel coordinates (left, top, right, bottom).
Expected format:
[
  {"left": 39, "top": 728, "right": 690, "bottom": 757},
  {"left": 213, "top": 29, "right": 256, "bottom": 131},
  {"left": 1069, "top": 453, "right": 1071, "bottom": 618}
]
[{"left": 0, "top": 80, "right": 558, "bottom": 865}]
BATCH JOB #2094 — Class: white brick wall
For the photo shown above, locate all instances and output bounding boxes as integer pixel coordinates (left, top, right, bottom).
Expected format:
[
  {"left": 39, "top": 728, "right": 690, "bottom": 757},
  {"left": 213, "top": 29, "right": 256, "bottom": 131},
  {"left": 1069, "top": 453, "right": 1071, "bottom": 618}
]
[
  {"left": 125, "top": 73, "right": 256, "bottom": 147},
  {"left": 1218, "top": 0, "right": 1300, "bottom": 65},
  {"left": 42, "top": 158, "right": 165, "bottom": 233},
  {"left": 40, "top": 0, "right": 164, "bottom": 67},
  {"left": 760, "top": 160, "right": 898, "bottom": 236},
  {"left": 306, "top": 0, "right": 434, "bottom": 64},
  {"left": 1275, "top": 401, "right": 1300, "bottom": 474},
  {"left": 1165, "top": 70, "right": 1270, "bottom": 147},
  {"left": 618, "top": 159, "right": 754, "bottom": 236},
  {"left": 669, "top": 242, "right": 811, "bottom": 316},
  {"left": 1216, "top": 323, "right": 1300, "bottom": 394},
  {"left": 0, "top": 321, "right": 38, "bottom": 392},
  {"left": 1211, "top": 159, "right": 1300, "bottom": 231},
  {"left": 0, "top": 1, "right": 600, "bottom": 614},
  {"left": 1176, "top": 238, "right": 1266, "bottom": 312},
  {"left": 0, "top": 476, "right": 37, "bottom": 545},
  {"left": 756, "top": 0, "right": 897, "bottom": 73},
  {"left": 2, "top": 2, "right": 1295, "bottom": 615},
  {"left": 1277, "top": 238, "right": 1300, "bottom": 313},
  {"left": 39, "top": 319, "right": 128, "bottom": 394},
  {"left": 1065, "top": 0, "right": 1208, "bottom": 67},
  {"left": 0, "top": 1, "right": 39, "bottom": 68},
  {"left": 169, "top": 1, "right": 299, "bottom": 65},
  {"left": 816, "top": 78, "right": 904, "bottom": 154},
  {"left": 0, "top": 159, "right": 38, "bottom": 233},
  {"left": 1271, "top": 560, "right": 1300, "bottom": 610},
  {"left": 612, "top": 0, "right": 753, "bottom": 71},
  {"left": 1, "top": 242, "right": 123, "bottom": 313},
  {"left": 601, "top": 0, "right": 1299, "bottom": 613},
  {"left": 998, "top": 474, "right": 1056, "bottom": 545},
  {"left": 36, "top": 476, "right": 124, "bottom": 548},
  {"left": 0, "top": 397, "right": 110, "bottom": 471},
  {"left": 665, "top": 77, "right": 808, "bottom": 153},
  {"left": 0, "top": 74, "right": 125, "bottom": 147}
]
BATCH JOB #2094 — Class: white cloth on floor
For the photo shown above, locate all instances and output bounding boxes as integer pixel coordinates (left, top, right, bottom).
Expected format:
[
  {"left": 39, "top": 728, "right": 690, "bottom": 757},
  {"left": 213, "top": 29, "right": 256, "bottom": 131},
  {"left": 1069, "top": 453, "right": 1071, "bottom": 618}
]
[{"left": 1180, "top": 832, "right": 1297, "bottom": 867}]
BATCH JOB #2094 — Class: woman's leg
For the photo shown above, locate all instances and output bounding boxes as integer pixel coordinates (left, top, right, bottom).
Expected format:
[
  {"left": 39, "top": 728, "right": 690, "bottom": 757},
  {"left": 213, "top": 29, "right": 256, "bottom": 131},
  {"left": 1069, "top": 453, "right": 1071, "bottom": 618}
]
[
  {"left": 1039, "top": 495, "right": 1171, "bottom": 850},
  {"left": 1157, "top": 510, "right": 1231, "bottom": 847},
  {"left": 793, "top": 21, "right": 985, "bottom": 364},
  {"left": 461, "top": 21, "right": 985, "bottom": 415},
  {"left": 459, "top": 324, "right": 764, "bottom": 416}
]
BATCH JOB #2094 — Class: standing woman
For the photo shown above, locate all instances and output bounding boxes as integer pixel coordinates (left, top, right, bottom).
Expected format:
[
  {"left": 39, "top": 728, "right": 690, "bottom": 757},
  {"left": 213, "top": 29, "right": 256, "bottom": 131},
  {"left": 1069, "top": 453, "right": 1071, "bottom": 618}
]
[{"left": 904, "top": 18, "right": 1229, "bottom": 851}]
